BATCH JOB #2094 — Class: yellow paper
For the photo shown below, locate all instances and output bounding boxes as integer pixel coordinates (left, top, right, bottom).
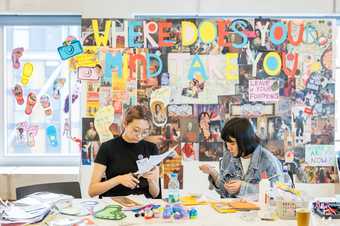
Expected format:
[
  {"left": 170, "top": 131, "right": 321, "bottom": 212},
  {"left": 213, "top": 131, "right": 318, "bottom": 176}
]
[
  {"left": 180, "top": 195, "right": 208, "bottom": 206},
  {"left": 210, "top": 202, "right": 238, "bottom": 213}
]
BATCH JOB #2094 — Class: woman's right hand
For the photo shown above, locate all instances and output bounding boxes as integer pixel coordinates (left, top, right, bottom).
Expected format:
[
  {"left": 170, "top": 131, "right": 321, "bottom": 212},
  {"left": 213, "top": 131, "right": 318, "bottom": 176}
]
[
  {"left": 116, "top": 173, "right": 140, "bottom": 189},
  {"left": 199, "top": 164, "right": 214, "bottom": 175}
]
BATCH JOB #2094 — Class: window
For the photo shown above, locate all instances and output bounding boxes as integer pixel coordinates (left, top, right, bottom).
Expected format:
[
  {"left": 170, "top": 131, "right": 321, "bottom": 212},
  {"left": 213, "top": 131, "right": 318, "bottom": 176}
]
[
  {"left": 336, "top": 24, "right": 340, "bottom": 141},
  {"left": 0, "top": 15, "right": 81, "bottom": 166}
]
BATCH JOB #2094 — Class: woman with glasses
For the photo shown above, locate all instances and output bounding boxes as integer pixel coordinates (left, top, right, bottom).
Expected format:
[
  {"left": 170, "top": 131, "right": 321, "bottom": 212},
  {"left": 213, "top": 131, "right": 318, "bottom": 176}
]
[
  {"left": 199, "top": 117, "right": 283, "bottom": 198},
  {"left": 88, "top": 105, "right": 160, "bottom": 198}
]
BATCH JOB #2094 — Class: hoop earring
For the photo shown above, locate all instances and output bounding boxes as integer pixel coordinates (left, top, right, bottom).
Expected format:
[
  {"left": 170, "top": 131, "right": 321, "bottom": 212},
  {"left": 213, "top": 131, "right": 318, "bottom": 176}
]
[{"left": 121, "top": 127, "right": 125, "bottom": 136}]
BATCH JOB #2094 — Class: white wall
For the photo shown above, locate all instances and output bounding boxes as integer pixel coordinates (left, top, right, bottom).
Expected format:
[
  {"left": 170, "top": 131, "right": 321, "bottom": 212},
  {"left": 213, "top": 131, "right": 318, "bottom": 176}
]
[
  {"left": 0, "top": 0, "right": 339, "bottom": 17},
  {"left": 3, "top": 0, "right": 198, "bottom": 17},
  {"left": 0, "top": 0, "right": 7, "bottom": 11},
  {"left": 199, "top": 0, "right": 335, "bottom": 14}
]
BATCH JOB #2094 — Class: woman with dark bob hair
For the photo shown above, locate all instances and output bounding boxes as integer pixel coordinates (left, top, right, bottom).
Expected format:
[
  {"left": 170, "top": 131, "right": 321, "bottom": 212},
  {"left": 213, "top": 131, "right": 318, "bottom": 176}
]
[{"left": 200, "top": 117, "right": 283, "bottom": 198}]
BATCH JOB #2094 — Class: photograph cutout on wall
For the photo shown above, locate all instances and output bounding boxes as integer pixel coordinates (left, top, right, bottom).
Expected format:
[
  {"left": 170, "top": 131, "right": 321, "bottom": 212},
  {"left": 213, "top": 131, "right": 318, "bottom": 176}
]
[
  {"left": 199, "top": 142, "right": 223, "bottom": 161},
  {"left": 82, "top": 118, "right": 100, "bottom": 165}
]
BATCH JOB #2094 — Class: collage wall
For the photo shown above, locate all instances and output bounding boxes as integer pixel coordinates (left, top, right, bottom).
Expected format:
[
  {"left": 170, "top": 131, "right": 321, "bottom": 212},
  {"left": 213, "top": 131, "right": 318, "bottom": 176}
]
[{"left": 79, "top": 17, "right": 339, "bottom": 188}]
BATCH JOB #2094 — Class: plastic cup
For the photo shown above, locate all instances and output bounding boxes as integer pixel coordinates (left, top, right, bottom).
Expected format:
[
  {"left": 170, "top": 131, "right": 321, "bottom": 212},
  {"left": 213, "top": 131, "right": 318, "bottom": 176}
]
[{"left": 296, "top": 208, "right": 311, "bottom": 226}]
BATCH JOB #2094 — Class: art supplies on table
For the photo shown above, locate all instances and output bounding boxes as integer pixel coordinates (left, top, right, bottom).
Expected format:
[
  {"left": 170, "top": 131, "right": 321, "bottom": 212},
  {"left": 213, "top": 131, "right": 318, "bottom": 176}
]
[
  {"left": 210, "top": 202, "right": 238, "bottom": 213},
  {"left": 0, "top": 197, "right": 51, "bottom": 225},
  {"left": 228, "top": 200, "right": 260, "bottom": 210},
  {"left": 313, "top": 201, "right": 340, "bottom": 219},
  {"left": 48, "top": 217, "right": 84, "bottom": 226},
  {"left": 19, "top": 192, "right": 74, "bottom": 206},
  {"left": 0, "top": 192, "right": 83, "bottom": 224},
  {"left": 132, "top": 204, "right": 162, "bottom": 219},
  {"left": 29, "top": 215, "right": 93, "bottom": 226},
  {"left": 157, "top": 204, "right": 197, "bottom": 220},
  {"left": 275, "top": 182, "right": 301, "bottom": 196},
  {"left": 275, "top": 198, "right": 307, "bottom": 220},
  {"left": 111, "top": 196, "right": 143, "bottom": 208},
  {"left": 210, "top": 200, "right": 259, "bottom": 213},
  {"left": 94, "top": 205, "right": 126, "bottom": 220},
  {"left": 267, "top": 183, "right": 308, "bottom": 220},
  {"left": 180, "top": 195, "right": 208, "bottom": 206},
  {"left": 124, "top": 202, "right": 198, "bottom": 221},
  {"left": 58, "top": 205, "right": 89, "bottom": 216},
  {"left": 56, "top": 199, "right": 105, "bottom": 217}
]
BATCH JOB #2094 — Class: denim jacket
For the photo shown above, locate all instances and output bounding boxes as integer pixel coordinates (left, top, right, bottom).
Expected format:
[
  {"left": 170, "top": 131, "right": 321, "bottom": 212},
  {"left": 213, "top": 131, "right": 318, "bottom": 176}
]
[{"left": 209, "top": 145, "right": 283, "bottom": 198}]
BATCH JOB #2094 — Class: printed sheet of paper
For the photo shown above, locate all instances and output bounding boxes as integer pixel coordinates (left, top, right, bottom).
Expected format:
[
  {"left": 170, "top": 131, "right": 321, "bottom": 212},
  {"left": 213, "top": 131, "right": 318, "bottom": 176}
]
[
  {"left": 249, "top": 79, "right": 279, "bottom": 102},
  {"left": 305, "top": 145, "right": 335, "bottom": 166},
  {"left": 94, "top": 105, "right": 114, "bottom": 142},
  {"left": 136, "top": 149, "right": 176, "bottom": 174}
]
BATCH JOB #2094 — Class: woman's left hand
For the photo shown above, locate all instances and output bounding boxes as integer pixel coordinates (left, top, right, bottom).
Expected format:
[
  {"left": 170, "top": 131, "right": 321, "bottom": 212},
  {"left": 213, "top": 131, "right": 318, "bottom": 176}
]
[
  {"left": 224, "top": 180, "right": 241, "bottom": 194},
  {"left": 142, "top": 166, "right": 159, "bottom": 182},
  {"left": 143, "top": 166, "right": 160, "bottom": 198}
]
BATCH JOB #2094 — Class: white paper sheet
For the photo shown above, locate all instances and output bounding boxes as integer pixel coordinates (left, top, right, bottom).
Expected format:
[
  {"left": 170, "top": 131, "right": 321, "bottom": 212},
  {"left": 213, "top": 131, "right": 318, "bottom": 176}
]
[{"left": 136, "top": 149, "right": 176, "bottom": 175}]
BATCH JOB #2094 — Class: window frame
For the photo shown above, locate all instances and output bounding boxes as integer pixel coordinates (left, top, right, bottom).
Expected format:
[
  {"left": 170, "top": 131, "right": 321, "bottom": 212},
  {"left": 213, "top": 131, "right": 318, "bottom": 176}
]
[{"left": 0, "top": 14, "right": 81, "bottom": 166}]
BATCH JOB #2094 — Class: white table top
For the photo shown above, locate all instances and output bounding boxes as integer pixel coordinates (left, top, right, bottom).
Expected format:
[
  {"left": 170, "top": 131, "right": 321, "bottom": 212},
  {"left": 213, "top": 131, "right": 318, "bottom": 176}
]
[{"left": 53, "top": 198, "right": 340, "bottom": 226}]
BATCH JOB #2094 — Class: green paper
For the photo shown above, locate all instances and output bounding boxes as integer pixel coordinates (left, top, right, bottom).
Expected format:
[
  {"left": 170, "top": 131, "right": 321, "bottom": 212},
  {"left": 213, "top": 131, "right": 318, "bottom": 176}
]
[{"left": 94, "top": 205, "right": 126, "bottom": 220}]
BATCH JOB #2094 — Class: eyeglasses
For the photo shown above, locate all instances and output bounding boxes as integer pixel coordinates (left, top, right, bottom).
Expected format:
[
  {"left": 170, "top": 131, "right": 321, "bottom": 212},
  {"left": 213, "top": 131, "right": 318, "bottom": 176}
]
[{"left": 131, "top": 128, "right": 150, "bottom": 137}]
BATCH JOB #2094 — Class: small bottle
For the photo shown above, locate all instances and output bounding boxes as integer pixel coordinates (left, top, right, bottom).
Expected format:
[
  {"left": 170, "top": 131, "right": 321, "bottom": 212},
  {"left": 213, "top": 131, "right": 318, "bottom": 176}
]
[
  {"left": 259, "top": 178, "right": 270, "bottom": 209},
  {"left": 283, "top": 165, "right": 293, "bottom": 188},
  {"left": 168, "top": 172, "right": 180, "bottom": 203}
]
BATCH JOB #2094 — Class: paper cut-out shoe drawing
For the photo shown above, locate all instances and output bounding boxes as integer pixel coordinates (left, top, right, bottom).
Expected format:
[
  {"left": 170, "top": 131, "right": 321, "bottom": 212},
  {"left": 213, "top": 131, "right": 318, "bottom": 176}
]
[
  {"left": 64, "top": 82, "right": 80, "bottom": 113},
  {"left": 25, "top": 92, "right": 37, "bottom": 115},
  {"left": 11, "top": 47, "right": 24, "bottom": 69},
  {"left": 52, "top": 78, "right": 66, "bottom": 99},
  {"left": 46, "top": 125, "right": 58, "bottom": 147},
  {"left": 27, "top": 126, "right": 39, "bottom": 147},
  {"left": 21, "top": 63, "right": 34, "bottom": 86},
  {"left": 12, "top": 84, "right": 24, "bottom": 105},
  {"left": 65, "top": 93, "right": 79, "bottom": 113},
  {"left": 40, "top": 94, "right": 53, "bottom": 116}
]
